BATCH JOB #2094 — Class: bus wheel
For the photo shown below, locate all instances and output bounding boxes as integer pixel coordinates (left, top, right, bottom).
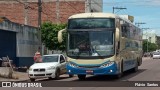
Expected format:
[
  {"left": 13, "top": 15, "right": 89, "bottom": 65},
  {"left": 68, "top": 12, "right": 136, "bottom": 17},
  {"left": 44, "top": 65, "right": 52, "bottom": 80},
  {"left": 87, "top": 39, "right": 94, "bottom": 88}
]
[
  {"left": 78, "top": 75, "right": 86, "bottom": 80},
  {"left": 69, "top": 74, "right": 74, "bottom": 78},
  {"left": 115, "top": 61, "right": 123, "bottom": 79},
  {"left": 132, "top": 60, "right": 138, "bottom": 72}
]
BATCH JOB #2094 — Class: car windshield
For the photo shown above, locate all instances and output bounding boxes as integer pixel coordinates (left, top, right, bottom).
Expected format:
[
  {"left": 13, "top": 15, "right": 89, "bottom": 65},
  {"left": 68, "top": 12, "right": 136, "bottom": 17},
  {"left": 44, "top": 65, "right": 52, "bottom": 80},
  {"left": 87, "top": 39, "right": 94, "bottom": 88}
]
[{"left": 42, "top": 56, "right": 58, "bottom": 63}]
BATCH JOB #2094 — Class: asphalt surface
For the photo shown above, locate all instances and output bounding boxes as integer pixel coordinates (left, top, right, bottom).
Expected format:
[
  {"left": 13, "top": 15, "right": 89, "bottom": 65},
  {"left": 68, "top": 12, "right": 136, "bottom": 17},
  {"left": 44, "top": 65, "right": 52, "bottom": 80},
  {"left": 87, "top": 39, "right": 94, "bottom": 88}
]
[
  {"left": 34, "top": 57, "right": 160, "bottom": 82},
  {"left": 25, "top": 57, "right": 160, "bottom": 90}
]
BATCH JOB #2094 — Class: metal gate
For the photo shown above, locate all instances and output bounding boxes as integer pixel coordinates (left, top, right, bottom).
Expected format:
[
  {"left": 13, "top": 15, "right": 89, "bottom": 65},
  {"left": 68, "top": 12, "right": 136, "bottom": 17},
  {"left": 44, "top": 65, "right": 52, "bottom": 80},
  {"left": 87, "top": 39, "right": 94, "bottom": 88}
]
[{"left": 0, "top": 30, "right": 16, "bottom": 65}]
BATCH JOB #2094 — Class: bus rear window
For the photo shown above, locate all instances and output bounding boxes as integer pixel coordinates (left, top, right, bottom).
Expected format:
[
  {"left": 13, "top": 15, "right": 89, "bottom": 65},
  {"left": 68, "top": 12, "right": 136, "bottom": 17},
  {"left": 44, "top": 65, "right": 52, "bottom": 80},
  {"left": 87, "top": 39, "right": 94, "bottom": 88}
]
[{"left": 68, "top": 18, "right": 115, "bottom": 29}]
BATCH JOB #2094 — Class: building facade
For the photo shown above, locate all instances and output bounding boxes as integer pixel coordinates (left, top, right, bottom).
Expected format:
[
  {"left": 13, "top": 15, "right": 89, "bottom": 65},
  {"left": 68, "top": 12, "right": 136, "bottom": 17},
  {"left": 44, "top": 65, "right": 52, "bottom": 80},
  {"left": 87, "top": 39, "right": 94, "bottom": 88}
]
[
  {"left": 0, "top": 17, "right": 41, "bottom": 67},
  {"left": 0, "top": 0, "right": 102, "bottom": 66},
  {"left": 143, "top": 30, "right": 156, "bottom": 43},
  {"left": 0, "top": 0, "right": 103, "bottom": 27}
]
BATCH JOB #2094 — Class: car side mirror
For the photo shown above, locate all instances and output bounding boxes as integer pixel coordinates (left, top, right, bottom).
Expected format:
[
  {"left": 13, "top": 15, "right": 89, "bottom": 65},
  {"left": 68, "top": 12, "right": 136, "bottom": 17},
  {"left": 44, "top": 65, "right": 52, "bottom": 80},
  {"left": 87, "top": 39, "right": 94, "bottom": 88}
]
[{"left": 60, "top": 60, "right": 65, "bottom": 63}]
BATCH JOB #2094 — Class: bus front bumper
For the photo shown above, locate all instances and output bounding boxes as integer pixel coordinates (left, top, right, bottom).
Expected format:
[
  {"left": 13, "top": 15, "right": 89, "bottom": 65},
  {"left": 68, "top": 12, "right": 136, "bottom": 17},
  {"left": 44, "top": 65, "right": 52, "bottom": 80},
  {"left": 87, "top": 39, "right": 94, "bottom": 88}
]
[{"left": 66, "top": 62, "right": 119, "bottom": 75}]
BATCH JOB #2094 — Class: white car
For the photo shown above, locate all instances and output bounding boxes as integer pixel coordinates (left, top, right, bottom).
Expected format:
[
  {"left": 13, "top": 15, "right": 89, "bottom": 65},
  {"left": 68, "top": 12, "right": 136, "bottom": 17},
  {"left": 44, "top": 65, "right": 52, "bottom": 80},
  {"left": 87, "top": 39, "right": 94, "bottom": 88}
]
[
  {"left": 152, "top": 52, "right": 160, "bottom": 59},
  {"left": 28, "top": 54, "right": 73, "bottom": 81}
]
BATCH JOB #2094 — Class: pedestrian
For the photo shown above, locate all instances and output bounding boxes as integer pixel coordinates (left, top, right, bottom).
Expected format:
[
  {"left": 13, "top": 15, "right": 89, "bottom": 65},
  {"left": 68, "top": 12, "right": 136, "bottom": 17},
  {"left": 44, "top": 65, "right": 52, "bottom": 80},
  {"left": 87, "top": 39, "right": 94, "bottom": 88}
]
[{"left": 33, "top": 51, "right": 42, "bottom": 63}]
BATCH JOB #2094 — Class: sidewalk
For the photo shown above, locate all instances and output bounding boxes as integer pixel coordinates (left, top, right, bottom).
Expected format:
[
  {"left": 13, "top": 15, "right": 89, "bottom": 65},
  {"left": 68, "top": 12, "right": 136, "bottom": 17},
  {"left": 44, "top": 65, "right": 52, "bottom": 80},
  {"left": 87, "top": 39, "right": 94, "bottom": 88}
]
[
  {"left": 0, "top": 67, "right": 29, "bottom": 81},
  {"left": 142, "top": 57, "right": 152, "bottom": 61}
]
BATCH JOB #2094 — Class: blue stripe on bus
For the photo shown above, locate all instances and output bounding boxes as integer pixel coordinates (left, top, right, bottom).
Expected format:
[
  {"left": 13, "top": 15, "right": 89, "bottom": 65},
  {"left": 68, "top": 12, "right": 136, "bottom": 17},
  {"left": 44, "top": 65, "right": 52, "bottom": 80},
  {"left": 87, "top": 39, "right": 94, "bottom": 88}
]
[
  {"left": 66, "top": 62, "right": 119, "bottom": 75},
  {"left": 123, "top": 59, "right": 136, "bottom": 71}
]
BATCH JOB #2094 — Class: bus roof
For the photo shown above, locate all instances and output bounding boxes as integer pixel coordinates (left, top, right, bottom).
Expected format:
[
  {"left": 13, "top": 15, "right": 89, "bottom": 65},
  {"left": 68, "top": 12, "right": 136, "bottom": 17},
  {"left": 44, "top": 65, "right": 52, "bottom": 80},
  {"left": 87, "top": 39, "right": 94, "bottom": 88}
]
[
  {"left": 69, "top": 13, "right": 117, "bottom": 19},
  {"left": 68, "top": 13, "right": 142, "bottom": 30},
  {"left": 68, "top": 13, "right": 134, "bottom": 25}
]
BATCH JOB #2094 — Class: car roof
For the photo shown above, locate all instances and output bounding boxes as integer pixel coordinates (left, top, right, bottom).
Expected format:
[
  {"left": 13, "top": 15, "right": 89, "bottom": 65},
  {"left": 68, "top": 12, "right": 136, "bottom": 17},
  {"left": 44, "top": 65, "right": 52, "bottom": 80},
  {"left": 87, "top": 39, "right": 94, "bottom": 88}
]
[
  {"left": 153, "top": 52, "right": 160, "bottom": 54},
  {"left": 43, "top": 54, "right": 63, "bottom": 56}
]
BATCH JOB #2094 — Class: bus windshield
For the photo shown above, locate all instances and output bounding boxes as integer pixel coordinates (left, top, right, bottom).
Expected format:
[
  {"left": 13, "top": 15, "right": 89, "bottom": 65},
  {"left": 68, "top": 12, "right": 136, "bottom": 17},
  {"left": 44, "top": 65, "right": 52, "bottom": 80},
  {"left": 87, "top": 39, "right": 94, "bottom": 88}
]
[
  {"left": 67, "top": 30, "right": 115, "bottom": 58},
  {"left": 68, "top": 18, "right": 115, "bottom": 29}
]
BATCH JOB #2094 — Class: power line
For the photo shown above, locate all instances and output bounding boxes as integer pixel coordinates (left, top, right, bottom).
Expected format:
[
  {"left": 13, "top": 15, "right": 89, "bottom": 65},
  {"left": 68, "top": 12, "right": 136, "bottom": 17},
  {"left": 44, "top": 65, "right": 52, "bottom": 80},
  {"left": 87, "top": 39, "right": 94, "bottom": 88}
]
[
  {"left": 15, "top": 0, "right": 57, "bottom": 23},
  {"left": 64, "top": 0, "right": 82, "bottom": 13},
  {"left": 42, "top": 1, "right": 66, "bottom": 23},
  {"left": 135, "top": 22, "right": 146, "bottom": 27},
  {"left": 113, "top": 7, "right": 127, "bottom": 13},
  {"left": 14, "top": 0, "right": 37, "bottom": 10}
]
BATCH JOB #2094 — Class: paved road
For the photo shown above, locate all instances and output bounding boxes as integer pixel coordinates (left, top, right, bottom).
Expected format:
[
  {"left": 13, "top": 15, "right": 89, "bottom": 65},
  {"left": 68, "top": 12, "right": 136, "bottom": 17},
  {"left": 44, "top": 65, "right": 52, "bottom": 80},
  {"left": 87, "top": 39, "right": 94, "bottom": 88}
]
[
  {"left": 28, "top": 57, "right": 160, "bottom": 90},
  {"left": 35, "top": 57, "right": 160, "bottom": 82}
]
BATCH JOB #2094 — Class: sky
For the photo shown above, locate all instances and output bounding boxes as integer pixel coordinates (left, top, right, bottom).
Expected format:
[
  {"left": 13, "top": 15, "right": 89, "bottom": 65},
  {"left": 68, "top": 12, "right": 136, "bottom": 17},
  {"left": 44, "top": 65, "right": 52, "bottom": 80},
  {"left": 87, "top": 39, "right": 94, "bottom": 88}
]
[{"left": 103, "top": 0, "right": 160, "bottom": 36}]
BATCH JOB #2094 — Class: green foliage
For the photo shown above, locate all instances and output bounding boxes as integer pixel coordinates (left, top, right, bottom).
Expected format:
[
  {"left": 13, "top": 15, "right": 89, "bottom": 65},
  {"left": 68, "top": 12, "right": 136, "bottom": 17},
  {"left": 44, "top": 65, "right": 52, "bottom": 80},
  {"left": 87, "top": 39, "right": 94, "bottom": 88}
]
[
  {"left": 143, "top": 40, "right": 157, "bottom": 52},
  {"left": 41, "top": 22, "right": 67, "bottom": 51}
]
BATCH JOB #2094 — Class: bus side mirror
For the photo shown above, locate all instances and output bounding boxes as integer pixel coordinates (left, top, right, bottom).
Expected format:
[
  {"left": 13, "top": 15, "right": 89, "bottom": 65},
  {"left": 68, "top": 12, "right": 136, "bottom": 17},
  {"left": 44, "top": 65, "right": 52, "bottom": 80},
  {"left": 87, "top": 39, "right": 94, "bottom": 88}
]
[
  {"left": 58, "top": 29, "right": 66, "bottom": 43},
  {"left": 116, "top": 28, "right": 120, "bottom": 41},
  {"left": 116, "top": 28, "right": 120, "bottom": 55}
]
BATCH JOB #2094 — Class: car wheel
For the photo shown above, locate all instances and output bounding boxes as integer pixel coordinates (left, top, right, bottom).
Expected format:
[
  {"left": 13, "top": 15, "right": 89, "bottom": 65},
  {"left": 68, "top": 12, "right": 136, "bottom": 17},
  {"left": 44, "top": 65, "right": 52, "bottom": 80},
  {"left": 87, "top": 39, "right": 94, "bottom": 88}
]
[
  {"left": 69, "top": 74, "right": 74, "bottom": 78},
  {"left": 48, "top": 77, "right": 54, "bottom": 80},
  {"left": 55, "top": 69, "right": 60, "bottom": 80},
  {"left": 78, "top": 75, "right": 86, "bottom": 80},
  {"left": 30, "top": 78, "right": 35, "bottom": 82}
]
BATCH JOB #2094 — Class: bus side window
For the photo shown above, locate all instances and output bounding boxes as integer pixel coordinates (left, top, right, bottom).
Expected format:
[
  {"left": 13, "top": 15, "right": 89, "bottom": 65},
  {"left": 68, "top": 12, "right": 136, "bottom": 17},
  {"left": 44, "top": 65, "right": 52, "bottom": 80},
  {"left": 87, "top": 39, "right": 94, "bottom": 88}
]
[
  {"left": 135, "top": 42, "right": 138, "bottom": 48},
  {"left": 121, "top": 25, "right": 127, "bottom": 37},
  {"left": 125, "top": 41, "right": 130, "bottom": 48}
]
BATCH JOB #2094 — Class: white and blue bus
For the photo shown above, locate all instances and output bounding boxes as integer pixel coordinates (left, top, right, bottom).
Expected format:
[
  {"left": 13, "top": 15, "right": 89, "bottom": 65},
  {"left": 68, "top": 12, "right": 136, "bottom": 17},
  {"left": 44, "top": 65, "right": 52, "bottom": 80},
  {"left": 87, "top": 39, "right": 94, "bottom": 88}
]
[{"left": 58, "top": 13, "right": 143, "bottom": 80}]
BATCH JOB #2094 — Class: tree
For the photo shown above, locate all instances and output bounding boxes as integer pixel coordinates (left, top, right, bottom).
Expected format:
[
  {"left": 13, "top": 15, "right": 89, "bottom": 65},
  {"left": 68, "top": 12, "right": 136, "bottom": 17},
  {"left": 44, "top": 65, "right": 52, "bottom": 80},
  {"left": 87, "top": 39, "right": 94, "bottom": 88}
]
[
  {"left": 143, "top": 40, "right": 157, "bottom": 52},
  {"left": 41, "top": 22, "right": 67, "bottom": 51}
]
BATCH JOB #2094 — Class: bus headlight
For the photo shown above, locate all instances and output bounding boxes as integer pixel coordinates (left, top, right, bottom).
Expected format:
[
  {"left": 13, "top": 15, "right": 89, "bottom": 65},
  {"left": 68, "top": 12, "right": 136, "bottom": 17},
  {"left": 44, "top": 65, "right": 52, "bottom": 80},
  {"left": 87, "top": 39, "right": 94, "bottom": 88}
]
[
  {"left": 100, "top": 61, "right": 114, "bottom": 68},
  {"left": 69, "top": 62, "right": 79, "bottom": 68}
]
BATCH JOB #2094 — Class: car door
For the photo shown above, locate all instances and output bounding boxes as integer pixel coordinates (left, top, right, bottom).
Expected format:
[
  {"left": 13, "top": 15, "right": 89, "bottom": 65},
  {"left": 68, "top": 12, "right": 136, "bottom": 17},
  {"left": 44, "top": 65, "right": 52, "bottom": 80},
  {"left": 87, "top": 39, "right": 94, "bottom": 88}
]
[{"left": 59, "top": 55, "right": 66, "bottom": 74}]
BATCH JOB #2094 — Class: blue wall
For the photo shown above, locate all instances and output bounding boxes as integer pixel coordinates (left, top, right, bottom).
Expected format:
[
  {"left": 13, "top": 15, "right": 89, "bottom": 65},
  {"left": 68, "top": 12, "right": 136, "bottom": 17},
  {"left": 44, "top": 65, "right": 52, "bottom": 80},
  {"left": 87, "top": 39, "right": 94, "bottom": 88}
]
[
  {"left": 16, "top": 57, "right": 34, "bottom": 67},
  {"left": 0, "top": 30, "right": 16, "bottom": 64}
]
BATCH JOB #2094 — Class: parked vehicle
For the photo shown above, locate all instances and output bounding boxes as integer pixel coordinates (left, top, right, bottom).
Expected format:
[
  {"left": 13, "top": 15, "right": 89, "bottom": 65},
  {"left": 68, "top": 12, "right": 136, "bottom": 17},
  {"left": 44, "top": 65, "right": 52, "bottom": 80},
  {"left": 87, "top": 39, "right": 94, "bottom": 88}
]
[
  {"left": 152, "top": 52, "right": 160, "bottom": 59},
  {"left": 28, "top": 54, "right": 73, "bottom": 81},
  {"left": 143, "top": 52, "right": 151, "bottom": 57}
]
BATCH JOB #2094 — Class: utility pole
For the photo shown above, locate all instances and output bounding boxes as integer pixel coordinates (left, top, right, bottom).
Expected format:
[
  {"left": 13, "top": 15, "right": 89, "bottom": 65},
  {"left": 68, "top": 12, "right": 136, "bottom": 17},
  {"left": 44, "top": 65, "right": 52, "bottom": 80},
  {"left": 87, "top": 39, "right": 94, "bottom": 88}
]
[
  {"left": 38, "top": 0, "right": 42, "bottom": 54},
  {"left": 142, "top": 28, "right": 150, "bottom": 52},
  {"left": 38, "top": 0, "right": 42, "bottom": 28},
  {"left": 56, "top": 0, "right": 60, "bottom": 24},
  {"left": 24, "top": 0, "right": 29, "bottom": 25},
  {"left": 113, "top": 7, "right": 127, "bottom": 14},
  {"left": 85, "top": 0, "right": 91, "bottom": 13}
]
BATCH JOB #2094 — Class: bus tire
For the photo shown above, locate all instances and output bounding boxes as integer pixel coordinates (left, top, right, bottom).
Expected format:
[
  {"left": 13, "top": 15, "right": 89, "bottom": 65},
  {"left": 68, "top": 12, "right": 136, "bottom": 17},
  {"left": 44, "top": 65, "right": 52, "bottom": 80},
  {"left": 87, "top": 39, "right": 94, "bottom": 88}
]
[
  {"left": 69, "top": 74, "right": 74, "bottom": 78},
  {"left": 78, "top": 75, "right": 86, "bottom": 80},
  {"left": 115, "top": 61, "right": 123, "bottom": 79},
  {"left": 138, "top": 58, "right": 142, "bottom": 66},
  {"left": 132, "top": 60, "right": 138, "bottom": 72}
]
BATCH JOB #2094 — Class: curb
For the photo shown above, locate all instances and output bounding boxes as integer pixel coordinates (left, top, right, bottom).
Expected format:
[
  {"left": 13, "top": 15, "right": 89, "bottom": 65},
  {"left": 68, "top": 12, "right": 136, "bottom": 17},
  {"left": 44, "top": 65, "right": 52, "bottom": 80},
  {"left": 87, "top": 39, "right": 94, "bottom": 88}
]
[{"left": 0, "top": 78, "right": 30, "bottom": 82}]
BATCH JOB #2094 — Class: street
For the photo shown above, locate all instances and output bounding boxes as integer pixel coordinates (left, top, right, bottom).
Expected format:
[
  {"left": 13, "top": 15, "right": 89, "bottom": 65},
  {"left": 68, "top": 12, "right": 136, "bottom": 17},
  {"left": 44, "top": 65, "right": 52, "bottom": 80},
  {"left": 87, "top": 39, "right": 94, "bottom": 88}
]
[
  {"left": 24, "top": 57, "right": 160, "bottom": 90},
  {"left": 32, "top": 57, "right": 160, "bottom": 82}
]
